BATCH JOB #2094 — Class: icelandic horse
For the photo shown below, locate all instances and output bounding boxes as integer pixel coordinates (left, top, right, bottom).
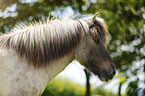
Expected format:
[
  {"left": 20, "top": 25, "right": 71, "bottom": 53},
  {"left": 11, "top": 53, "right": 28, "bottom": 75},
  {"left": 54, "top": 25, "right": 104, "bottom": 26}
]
[{"left": 0, "top": 12, "right": 116, "bottom": 96}]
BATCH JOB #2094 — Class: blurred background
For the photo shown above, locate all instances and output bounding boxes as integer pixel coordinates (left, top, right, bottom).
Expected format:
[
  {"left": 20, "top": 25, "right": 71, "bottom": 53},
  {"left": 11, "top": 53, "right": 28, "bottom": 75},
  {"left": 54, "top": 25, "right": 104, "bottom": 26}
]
[{"left": 0, "top": 0, "right": 145, "bottom": 96}]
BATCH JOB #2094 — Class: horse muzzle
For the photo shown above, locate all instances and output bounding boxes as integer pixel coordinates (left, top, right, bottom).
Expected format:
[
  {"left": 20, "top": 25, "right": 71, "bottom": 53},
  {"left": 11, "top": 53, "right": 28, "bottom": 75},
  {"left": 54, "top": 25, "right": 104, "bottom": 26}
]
[{"left": 98, "top": 66, "right": 116, "bottom": 82}]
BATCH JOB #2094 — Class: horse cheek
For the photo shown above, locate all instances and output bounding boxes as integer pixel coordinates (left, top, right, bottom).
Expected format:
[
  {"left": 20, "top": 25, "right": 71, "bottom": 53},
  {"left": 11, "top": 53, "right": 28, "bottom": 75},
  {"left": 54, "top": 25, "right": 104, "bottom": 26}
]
[{"left": 75, "top": 46, "right": 90, "bottom": 66}]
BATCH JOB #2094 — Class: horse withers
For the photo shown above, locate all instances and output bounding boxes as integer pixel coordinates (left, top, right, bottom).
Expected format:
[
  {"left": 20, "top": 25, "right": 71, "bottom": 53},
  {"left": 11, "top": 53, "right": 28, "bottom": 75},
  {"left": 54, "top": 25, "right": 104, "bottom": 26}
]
[{"left": 0, "top": 12, "right": 116, "bottom": 96}]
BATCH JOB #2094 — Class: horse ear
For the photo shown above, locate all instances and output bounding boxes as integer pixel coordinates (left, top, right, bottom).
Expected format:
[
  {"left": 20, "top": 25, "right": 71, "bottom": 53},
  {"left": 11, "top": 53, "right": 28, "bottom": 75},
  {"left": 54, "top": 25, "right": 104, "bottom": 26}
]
[
  {"left": 92, "top": 12, "right": 99, "bottom": 22},
  {"left": 83, "top": 12, "right": 99, "bottom": 26}
]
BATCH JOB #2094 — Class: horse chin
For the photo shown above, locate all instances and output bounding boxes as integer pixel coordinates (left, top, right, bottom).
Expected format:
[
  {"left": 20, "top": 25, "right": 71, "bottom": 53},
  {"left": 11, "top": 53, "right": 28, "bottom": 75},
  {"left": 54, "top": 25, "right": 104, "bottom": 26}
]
[
  {"left": 92, "top": 70, "right": 109, "bottom": 82},
  {"left": 99, "top": 76, "right": 108, "bottom": 82},
  {"left": 98, "top": 75, "right": 109, "bottom": 82}
]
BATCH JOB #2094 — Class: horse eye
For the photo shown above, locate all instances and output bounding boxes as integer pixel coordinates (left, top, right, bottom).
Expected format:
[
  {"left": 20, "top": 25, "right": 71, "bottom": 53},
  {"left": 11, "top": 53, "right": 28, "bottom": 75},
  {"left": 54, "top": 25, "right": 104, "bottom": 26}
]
[
  {"left": 94, "top": 39, "right": 100, "bottom": 44},
  {"left": 89, "top": 24, "right": 95, "bottom": 29}
]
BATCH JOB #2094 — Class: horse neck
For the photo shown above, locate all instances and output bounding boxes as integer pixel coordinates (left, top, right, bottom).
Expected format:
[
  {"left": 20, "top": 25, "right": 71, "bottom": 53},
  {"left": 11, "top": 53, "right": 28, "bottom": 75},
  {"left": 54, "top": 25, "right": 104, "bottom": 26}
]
[
  {"left": 45, "top": 50, "right": 75, "bottom": 83},
  {"left": 44, "top": 20, "right": 89, "bottom": 82}
]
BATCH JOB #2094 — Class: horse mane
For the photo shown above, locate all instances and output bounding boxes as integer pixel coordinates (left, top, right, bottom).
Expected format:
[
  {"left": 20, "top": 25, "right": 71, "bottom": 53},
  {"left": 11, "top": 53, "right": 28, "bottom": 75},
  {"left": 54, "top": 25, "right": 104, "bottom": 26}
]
[
  {"left": 0, "top": 16, "right": 108, "bottom": 68},
  {"left": 0, "top": 18, "right": 85, "bottom": 68}
]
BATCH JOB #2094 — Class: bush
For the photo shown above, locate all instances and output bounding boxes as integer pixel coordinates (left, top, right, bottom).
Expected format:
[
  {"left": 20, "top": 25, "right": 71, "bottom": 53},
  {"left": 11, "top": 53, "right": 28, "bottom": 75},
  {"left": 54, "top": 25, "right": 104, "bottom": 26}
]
[{"left": 42, "top": 77, "right": 85, "bottom": 96}]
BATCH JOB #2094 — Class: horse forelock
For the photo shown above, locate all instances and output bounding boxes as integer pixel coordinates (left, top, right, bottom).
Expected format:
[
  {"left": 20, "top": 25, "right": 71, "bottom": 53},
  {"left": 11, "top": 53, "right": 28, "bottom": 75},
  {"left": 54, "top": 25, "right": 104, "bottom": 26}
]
[
  {"left": 90, "top": 17, "right": 108, "bottom": 45},
  {"left": 0, "top": 18, "right": 87, "bottom": 68}
]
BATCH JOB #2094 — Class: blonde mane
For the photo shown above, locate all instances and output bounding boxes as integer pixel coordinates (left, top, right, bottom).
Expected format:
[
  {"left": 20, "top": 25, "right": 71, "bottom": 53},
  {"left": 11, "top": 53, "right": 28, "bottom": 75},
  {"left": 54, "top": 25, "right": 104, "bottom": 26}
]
[
  {"left": 0, "top": 18, "right": 87, "bottom": 67},
  {"left": 0, "top": 16, "right": 108, "bottom": 68}
]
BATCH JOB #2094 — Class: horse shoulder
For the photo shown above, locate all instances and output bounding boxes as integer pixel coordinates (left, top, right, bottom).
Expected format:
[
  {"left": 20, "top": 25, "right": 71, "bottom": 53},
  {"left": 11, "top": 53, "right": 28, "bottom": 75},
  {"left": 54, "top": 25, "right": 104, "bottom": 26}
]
[
  {"left": 0, "top": 48, "right": 74, "bottom": 96},
  {"left": 0, "top": 48, "right": 48, "bottom": 96}
]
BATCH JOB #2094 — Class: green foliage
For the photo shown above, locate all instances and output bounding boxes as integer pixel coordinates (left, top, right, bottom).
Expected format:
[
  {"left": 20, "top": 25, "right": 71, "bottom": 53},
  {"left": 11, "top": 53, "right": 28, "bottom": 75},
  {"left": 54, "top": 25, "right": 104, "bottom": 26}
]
[
  {"left": 126, "top": 79, "right": 140, "bottom": 96},
  {"left": 42, "top": 77, "right": 85, "bottom": 96},
  {"left": 0, "top": 0, "right": 145, "bottom": 95},
  {"left": 92, "top": 87, "right": 117, "bottom": 96},
  {"left": 42, "top": 77, "right": 117, "bottom": 96}
]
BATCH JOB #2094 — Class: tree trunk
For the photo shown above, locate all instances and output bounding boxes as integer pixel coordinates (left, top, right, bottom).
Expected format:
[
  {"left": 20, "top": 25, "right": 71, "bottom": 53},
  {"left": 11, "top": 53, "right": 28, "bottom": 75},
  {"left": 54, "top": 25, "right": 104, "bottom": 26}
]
[
  {"left": 119, "top": 82, "right": 122, "bottom": 96},
  {"left": 84, "top": 69, "right": 91, "bottom": 96}
]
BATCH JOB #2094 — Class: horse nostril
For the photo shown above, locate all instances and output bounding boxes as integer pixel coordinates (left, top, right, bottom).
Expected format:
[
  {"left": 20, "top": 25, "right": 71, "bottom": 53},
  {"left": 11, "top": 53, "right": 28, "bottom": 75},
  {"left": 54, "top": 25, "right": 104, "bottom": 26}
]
[{"left": 111, "top": 70, "right": 116, "bottom": 76}]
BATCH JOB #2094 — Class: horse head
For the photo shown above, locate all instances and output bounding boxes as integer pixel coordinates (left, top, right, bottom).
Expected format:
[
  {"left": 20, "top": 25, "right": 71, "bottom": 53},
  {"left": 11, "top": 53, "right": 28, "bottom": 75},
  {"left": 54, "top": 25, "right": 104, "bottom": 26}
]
[{"left": 75, "top": 13, "right": 116, "bottom": 81}]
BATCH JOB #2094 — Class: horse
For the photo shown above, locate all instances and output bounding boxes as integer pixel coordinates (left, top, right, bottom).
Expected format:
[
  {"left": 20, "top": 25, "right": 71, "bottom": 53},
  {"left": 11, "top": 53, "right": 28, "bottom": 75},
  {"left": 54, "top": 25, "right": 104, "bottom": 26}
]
[{"left": 0, "top": 12, "right": 116, "bottom": 96}]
